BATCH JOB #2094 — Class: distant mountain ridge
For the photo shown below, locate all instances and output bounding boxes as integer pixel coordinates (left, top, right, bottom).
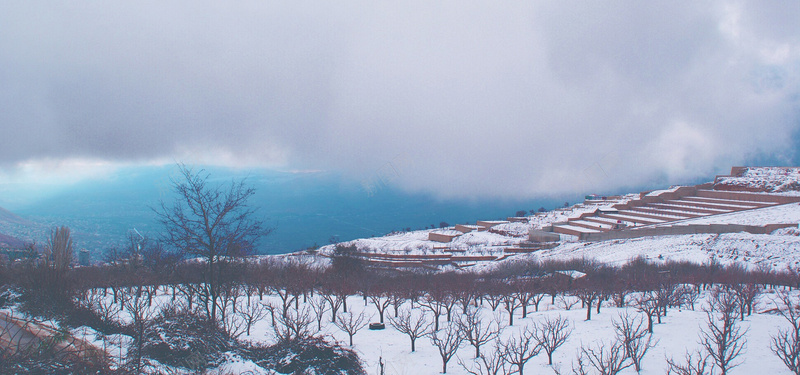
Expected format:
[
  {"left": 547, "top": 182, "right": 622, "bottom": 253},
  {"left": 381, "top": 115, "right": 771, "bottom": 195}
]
[
  {"left": 0, "top": 205, "right": 33, "bottom": 248},
  {"left": 0, "top": 205, "right": 35, "bottom": 226}
]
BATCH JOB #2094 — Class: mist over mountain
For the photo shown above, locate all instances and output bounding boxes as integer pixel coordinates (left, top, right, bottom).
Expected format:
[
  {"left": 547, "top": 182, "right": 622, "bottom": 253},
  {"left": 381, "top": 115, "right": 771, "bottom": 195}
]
[{"left": 2, "top": 166, "right": 573, "bottom": 256}]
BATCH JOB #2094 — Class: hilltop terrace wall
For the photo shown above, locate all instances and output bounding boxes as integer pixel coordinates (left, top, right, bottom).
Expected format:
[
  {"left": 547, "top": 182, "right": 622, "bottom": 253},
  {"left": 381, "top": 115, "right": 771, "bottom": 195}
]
[{"left": 579, "top": 223, "right": 796, "bottom": 241}]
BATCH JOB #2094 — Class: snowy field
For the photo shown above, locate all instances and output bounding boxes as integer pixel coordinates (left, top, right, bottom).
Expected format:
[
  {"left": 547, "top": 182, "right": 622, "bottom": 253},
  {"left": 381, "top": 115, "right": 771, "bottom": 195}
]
[{"left": 47, "top": 285, "right": 800, "bottom": 374}]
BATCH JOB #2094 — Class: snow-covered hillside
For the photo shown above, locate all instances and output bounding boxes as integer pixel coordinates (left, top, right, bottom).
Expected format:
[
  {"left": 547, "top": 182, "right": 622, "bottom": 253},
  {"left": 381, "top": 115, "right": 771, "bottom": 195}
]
[{"left": 316, "top": 168, "right": 800, "bottom": 273}]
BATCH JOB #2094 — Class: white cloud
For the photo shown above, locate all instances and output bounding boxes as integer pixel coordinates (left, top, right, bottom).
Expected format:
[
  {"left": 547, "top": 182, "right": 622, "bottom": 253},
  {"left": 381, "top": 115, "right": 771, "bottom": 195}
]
[{"left": 0, "top": 1, "right": 798, "bottom": 199}]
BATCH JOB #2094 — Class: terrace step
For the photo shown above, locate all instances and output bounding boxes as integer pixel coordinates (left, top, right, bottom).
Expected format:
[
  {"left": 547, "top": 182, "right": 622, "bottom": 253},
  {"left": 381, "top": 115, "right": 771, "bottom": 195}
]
[
  {"left": 616, "top": 209, "right": 690, "bottom": 221},
  {"left": 678, "top": 196, "right": 767, "bottom": 209},
  {"left": 583, "top": 216, "right": 623, "bottom": 225},
  {"left": 649, "top": 202, "right": 732, "bottom": 215},
  {"left": 628, "top": 206, "right": 700, "bottom": 219},
  {"left": 695, "top": 190, "right": 784, "bottom": 204},
  {"left": 599, "top": 213, "right": 665, "bottom": 225},
  {"left": 568, "top": 220, "right": 613, "bottom": 231},
  {"left": 553, "top": 224, "right": 601, "bottom": 237}
]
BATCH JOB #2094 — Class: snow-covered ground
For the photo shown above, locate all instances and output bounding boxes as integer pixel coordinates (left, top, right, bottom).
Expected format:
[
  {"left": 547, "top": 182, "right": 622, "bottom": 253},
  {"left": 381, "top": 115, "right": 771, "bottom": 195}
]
[
  {"left": 55, "top": 287, "right": 800, "bottom": 374},
  {"left": 715, "top": 167, "right": 800, "bottom": 194},
  {"left": 515, "top": 231, "right": 800, "bottom": 271},
  {"left": 315, "top": 193, "right": 800, "bottom": 273},
  {"left": 663, "top": 202, "right": 800, "bottom": 226}
]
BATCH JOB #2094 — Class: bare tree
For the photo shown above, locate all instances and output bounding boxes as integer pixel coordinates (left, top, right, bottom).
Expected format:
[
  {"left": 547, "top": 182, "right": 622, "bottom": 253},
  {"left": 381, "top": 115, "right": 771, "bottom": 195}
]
[
  {"left": 429, "top": 322, "right": 464, "bottom": 374},
  {"left": 370, "top": 293, "right": 392, "bottom": 324},
  {"left": 574, "top": 284, "right": 601, "bottom": 321},
  {"left": 123, "top": 288, "right": 161, "bottom": 374},
  {"left": 274, "top": 306, "right": 314, "bottom": 342},
  {"left": 634, "top": 291, "right": 659, "bottom": 333},
  {"left": 156, "top": 164, "right": 268, "bottom": 324},
  {"left": 675, "top": 284, "right": 700, "bottom": 311},
  {"left": 559, "top": 295, "right": 580, "bottom": 311},
  {"left": 456, "top": 307, "right": 501, "bottom": 358},
  {"left": 699, "top": 287, "right": 747, "bottom": 375},
  {"left": 334, "top": 311, "right": 370, "bottom": 346},
  {"left": 533, "top": 314, "right": 573, "bottom": 365},
  {"left": 389, "top": 308, "right": 431, "bottom": 352},
  {"left": 732, "top": 283, "right": 761, "bottom": 320},
  {"left": 458, "top": 340, "right": 510, "bottom": 375},
  {"left": 503, "top": 325, "right": 541, "bottom": 374},
  {"left": 308, "top": 295, "right": 330, "bottom": 332},
  {"left": 666, "top": 350, "right": 713, "bottom": 375},
  {"left": 771, "top": 291, "right": 800, "bottom": 374},
  {"left": 576, "top": 339, "right": 632, "bottom": 375},
  {"left": 502, "top": 293, "right": 523, "bottom": 326},
  {"left": 237, "top": 300, "right": 269, "bottom": 336},
  {"left": 321, "top": 290, "right": 345, "bottom": 324},
  {"left": 419, "top": 293, "right": 446, "bottom": 331},
  {"left": 612, "top": 312, "right": 657, "bottom": 372}
]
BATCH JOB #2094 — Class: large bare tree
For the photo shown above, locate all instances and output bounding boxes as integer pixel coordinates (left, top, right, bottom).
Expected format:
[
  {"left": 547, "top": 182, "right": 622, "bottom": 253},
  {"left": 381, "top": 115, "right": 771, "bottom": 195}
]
[
  {"left": 700, "top": 286, "right": 748, "bottom": 375},
  {"left": 771, "top": 291, "right": 800, "bottom": 375},
  {"left": 156, "top": 164, "right": 268, "bottom": 324},
  {"left": 389, "top": 308, "right": 431, "bottom": 352},
  {"left": 533, "top": 314, "right": 573, "bottom": 365}
]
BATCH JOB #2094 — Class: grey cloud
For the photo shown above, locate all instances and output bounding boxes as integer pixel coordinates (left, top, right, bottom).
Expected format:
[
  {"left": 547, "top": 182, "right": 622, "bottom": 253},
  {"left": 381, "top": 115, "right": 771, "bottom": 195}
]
[{"left": 0, "top": 1, "right": 798, "bottom": 198}]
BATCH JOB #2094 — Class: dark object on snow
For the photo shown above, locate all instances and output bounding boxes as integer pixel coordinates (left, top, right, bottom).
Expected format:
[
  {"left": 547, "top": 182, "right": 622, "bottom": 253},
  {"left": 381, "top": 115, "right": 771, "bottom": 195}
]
[
  {"left": 244, "top": 336, "right": 366, "bottom": 375},
  {"left": 141, "top": 309, "right": 233, "bottom": 371},
  {"left": 369, "top": 323, "right": 385, "bottom": 330}
]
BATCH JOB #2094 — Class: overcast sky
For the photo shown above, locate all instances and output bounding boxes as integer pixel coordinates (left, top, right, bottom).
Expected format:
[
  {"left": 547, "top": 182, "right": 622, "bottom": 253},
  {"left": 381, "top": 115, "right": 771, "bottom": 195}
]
[{"left": 1, "top": 1, "right": 798, "bottom": 199}]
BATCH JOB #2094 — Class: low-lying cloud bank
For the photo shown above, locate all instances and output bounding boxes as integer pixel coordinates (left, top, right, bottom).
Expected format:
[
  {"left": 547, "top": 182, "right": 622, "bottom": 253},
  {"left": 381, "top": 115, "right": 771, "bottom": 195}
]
[{"left": 1, "top": 1, "right": 798, "bottom": 198}]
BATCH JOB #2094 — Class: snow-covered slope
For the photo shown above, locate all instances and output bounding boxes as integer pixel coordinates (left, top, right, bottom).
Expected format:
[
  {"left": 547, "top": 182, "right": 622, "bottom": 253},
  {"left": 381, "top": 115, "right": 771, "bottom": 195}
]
[{"left": 315, "top": 168, "right": 800, "bottom": 272}]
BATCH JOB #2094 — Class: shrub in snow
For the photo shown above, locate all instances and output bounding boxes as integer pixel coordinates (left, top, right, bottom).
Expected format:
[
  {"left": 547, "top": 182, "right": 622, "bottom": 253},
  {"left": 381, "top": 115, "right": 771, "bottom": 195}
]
[
  {"left": 140, "top": 308, "right": 233, "bottom": 371},
  {"left": 243, "top": 336, "right": 365, "bottom": 375}
]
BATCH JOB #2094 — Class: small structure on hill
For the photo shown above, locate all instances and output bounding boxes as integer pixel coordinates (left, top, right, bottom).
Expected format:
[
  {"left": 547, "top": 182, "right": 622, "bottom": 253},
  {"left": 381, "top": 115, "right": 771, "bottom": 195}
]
[
  {"left": 428, "top": 230, "right": 461, "bottom": 243},
  {"left": 528, "top": 230, "right": 560, "bottom": 243}
]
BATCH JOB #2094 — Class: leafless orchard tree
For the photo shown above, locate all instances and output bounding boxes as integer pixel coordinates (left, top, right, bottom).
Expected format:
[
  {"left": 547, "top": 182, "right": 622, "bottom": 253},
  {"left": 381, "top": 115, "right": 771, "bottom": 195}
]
[
  {"left": 389, "top": 308, "right": 431, "bottom": 352},
  {"left": 370, "top": 293, "right": 392, "bottom": 324},
  {"left": 666, "top": 350, "right": 713, "bottom": 375},
  {"left": 574, "top": 339, "right": 632, "bottom": 375},
  {"left": 236, "top": 300, "right": 269, "bottom": 336},
  {"left": 533, "top": 314, "right": 573, "bottom": 365},
  {"left": 634, "top": 291, "right": 660, "bottom": 333},
  {"left": 559, "top": 295, "right": 580, "bottom": 311},
  {"left": 771, "top": 291, "right": 800, "bottom": 374},
  {"left": 419, "top": 293, "right": 446, "bottom": 331},
  {"left": 612, "top": 312, "right": 657, "bottom": 372},
  {"left": 699, "top": 286, "right": 747, "bottom": 375},
  {"left": 456, "top": 307, "right": 501, "bottom": 358},
  {"left": 429, "top": 322, "right": 464, "bottom": 374},
  {"left": 78, "top": 291, "right": 119, "bottom": 325},
  {"left": 334, "top": 311, "right": 370, "bottom": 346},
  {"left": 321, "top": 290, "right": 345, "bottom": 324},
  {"left": 458, "top": 340, "right": 510, "bottom": 375},
  {"left": 273, "top": 285, "right": 299, "bottom": 318},
  {"left": 219, "top": 283, "right": 245, "bottom": 338},
  {"left": 308, "top": 295, "right": 330, "bottom": 332},
  {"left": 124, "top": 290, "right": 162, "bottom": 374},
  {"left": 156, "top": 164, "right": 268, "bottom": 324},
  {"left": 574, "top": 286, "right": 601, "bottom": 321},
  {"left": 731, "top": 283, "right": 761, "bottom": 320},
  {"left": 675, "top": 284, "right": 700, "bottom": 311},
  {"left": 274, "top": 306, "right": 314, "bottom": 342},
  {"left": 503, "top": 325, "right": 541, "bottom": 374},
  {"left": 530, "top": 292, "right": 546, "bottom": 312},
  {"left": 502, "top": 293, "right": 524, "bottom": 326},
  {"left": 654, "top": 280, "right": 678, "bottom": 320}
]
